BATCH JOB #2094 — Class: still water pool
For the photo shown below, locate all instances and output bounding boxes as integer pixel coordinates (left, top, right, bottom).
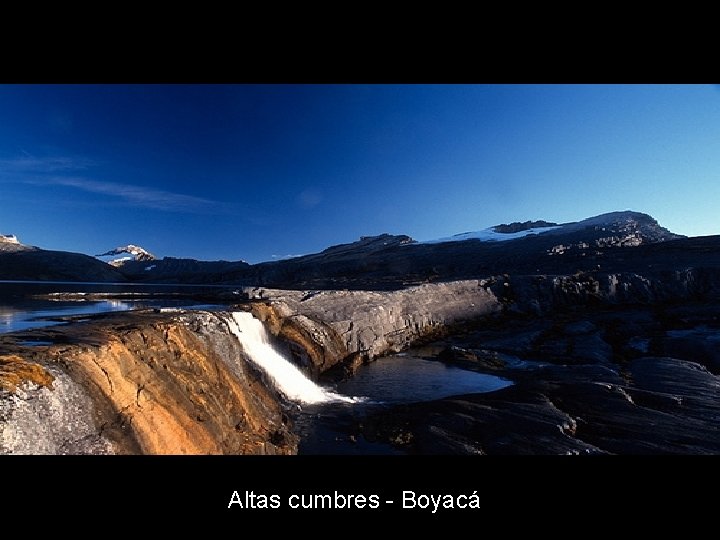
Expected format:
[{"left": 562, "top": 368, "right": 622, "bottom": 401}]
[{"left": 0, "top": 281, "right": 233, "bottom": 333}]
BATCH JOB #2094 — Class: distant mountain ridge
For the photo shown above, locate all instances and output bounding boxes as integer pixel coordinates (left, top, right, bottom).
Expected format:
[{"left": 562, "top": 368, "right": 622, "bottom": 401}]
[
  {"left": 0, "top": 234, "right": 126, "bottom": 281},
  {"left": 0, "top": 211, "right": 708, "bottom": 287}
]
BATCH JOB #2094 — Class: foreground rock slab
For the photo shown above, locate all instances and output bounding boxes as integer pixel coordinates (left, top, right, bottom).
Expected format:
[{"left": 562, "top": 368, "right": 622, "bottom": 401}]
[{"left": 0, "top": 310, "right": 296, "bottom": 455}]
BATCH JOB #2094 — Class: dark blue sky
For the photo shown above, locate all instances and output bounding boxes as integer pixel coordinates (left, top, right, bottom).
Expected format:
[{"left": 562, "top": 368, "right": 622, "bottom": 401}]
[{"left": 1, "top": 84, "right": 719, "bottom": 262}]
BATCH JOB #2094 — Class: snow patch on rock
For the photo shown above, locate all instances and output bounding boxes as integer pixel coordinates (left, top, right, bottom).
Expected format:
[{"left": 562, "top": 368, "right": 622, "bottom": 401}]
[{"left": 421, "top": 226, "right": 561, "bottom": 244}]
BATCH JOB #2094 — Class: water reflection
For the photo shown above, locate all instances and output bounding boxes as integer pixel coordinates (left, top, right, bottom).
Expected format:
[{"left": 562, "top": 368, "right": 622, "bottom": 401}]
[
  {"left": 0, "top": 281, "right": 234, "bottom": 334},
  {"left": 336, "top": 355, "right": 512, "bottom": 403},
  {"left": 0, "top": 300, "right": 135, "bottom": 333}
]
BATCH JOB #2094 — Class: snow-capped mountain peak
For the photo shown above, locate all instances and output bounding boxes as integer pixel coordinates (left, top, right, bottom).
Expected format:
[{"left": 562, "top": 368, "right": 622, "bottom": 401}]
[
  {"left": 0, "top": 233, "right": 34, "bottom": 252},
  {"left": 0, "top": 234, "right": 20, "bottom": 244},
  {"left": 419, "top": 212, "right": 683, "bottom": 246},
  {"left": 421, "top": 222, "right": 560, "bottom": 244},
  {"left": 96, "top": 244, "right": 156, "bottom": 266}
]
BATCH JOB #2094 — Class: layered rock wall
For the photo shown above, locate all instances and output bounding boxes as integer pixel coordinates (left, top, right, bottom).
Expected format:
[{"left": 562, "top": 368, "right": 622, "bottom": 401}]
[
  {"left": 247, "top": 281, "right": 503, "bottom": 374},
  {"left": 506, "top": 268, "right": 720, "bottom": 314},
  {"left": 0, "top": 311, "right": 295, "bottom": 455},
  {"left": 245, "top": 268, "right": 720, "bottom": 376}
]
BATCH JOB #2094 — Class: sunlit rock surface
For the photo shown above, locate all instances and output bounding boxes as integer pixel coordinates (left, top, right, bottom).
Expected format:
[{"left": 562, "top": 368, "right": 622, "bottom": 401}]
[{"left": 0, "top": 311, "right": 296, "bottom": 455}]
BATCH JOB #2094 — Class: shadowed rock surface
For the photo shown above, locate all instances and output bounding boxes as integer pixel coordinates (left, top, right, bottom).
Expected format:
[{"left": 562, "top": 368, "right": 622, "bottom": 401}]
[
  {"left": 356, "top": 305, "right": 720, "bottom": 454},
  {"left": 0, "top": 249, "right": 128, "bottom": 282}
]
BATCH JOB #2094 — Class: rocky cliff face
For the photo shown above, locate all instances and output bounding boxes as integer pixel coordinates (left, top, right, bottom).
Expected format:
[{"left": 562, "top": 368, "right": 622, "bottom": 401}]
[
  {"left": 246, "top": 281, "right": 503, "bottom": 377},
  {"left": 554, "top": 211, "right": 680, "bottom": 242},
  {"left": 238, "top": 266, "right": 720, "bottom": 378},
  {"left": 504, "top": 267, "right": 720, "bottom": 315},
  {"left": 0, "top": 311, "right": 295, "bottom": 455}
]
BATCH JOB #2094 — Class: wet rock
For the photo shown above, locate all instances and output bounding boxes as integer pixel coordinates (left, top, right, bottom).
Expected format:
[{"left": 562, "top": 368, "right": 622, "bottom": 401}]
[
  {"left": 571, "top": 333, "right": 613, "bottom": 364},
  {"left": 362, "top": 345, "right": 720, "bottom": 454},
  {"left": 436, "top": 346, "right": 506, "bottom": 371},
  {"left": 626, "top": 336, "right": 650, "bottom": 354},
  {"left": 534, "top": 329, "right": 613, "bottom": 365},
  {"left": 321, "top": 352, "right": 365, "bottom": 383},
  {"left": 362, "top": 386, "right": 605, "bottom": 455},
  {"left": 563, "top": 321, "right": 597, "bottom": 335},
  {"left": 629, "top": 356, "right": 720, "bottom": 423},
  {"left": 471, "top": 349, "right": 506, "bottom": 369},
  {"left": 477, "top": 329, "right": 545, "bottom": 355},
  {"left": 438, "top": 346, "right": 476, "bottom": 363},
  {"left": 536, "top": 339, "right": 570, "bottom": 361},
  {"left": 660, "top": 328, "right": 720, "bottom": 373}
]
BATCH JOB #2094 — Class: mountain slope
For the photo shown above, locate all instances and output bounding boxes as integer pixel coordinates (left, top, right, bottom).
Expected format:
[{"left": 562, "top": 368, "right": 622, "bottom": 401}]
[
  {"left": 236, "top": 210, "right": 692, "bottom": 288},
  {"left": 117, "top": 257, "right": 251, "bottom": 284},
  {"left": 0, "top": 249, "right": 127, "bottom": 281},
  {"left": 422, "top": 211, "right": 681, "bottom": 246}
]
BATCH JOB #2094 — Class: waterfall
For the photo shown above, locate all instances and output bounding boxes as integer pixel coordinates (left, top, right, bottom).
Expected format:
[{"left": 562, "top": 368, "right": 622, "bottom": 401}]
[{"left": 225, "top": 311, "right": 359, "bottom": 405}]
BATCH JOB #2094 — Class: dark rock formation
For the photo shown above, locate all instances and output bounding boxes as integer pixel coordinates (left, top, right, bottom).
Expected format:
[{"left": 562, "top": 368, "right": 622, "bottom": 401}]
[
  {"left": 117, "top": 257, "right": 251, "bottom": 283},
  {"left": 0, "top": 235, "right": 128, "bottom": 281},
  {"left": 0, "top": 249, "right": 128, "bottom": 282},
  {"left": 660, "top": 327, "right": 720, "bottom": 373},
  {"left": 243, "top": 281, "right": 503, "bottom": 377},
  {"left": 493, "top": 220, "right": 558, "bottom": 233},
  {"left": 231, "top": 264, "right": 720, "bottom": 380},
  {"left": 357, "top": 306, "right": 720, "bottom": 455}
]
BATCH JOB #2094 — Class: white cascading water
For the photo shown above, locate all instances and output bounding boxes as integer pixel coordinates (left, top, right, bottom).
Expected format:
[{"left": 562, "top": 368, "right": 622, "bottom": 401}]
[{"left": 226, "top": 311, "right": 359, "bottom": 405}]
